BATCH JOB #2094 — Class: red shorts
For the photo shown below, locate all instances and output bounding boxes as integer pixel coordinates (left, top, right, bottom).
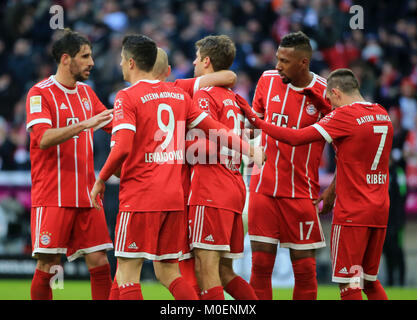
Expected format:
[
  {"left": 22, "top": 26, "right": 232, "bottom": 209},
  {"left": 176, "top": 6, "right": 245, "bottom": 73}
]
[
  {"left": 179, "top": 202, "right": 193, "bottom": 261},
  {"left": 31, "top": 206, "right": 113, "bottom": 261},
  {"left": 114, "top": 210, "right": 185, "bottom": 261},
  {"left": 331, "top": 224, "right": 386, "bottom": 283},
  {"left": 248, "top": 192, "right": 326, "bottom": 250},
  {"left": 188, "top": 205, "right": 244, "bottom": 259}
]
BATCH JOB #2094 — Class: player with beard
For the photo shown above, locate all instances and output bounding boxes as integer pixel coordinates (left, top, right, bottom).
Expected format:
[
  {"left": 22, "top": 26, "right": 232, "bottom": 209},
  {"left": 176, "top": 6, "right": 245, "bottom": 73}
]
[
  {"left": 246, "top": 31, "right": 331, "bottom": 300},
  {"left": 26, "top": 29, "right": 114, "bottom": 300}
]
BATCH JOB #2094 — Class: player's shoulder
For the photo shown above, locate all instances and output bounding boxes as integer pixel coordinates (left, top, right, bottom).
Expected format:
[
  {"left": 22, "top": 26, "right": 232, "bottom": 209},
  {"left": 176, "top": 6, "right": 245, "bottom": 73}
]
[
  {"left": 312, "top": 73, "right": 327, "bottom": 90},
  {"left": 76, "top": 80, "right": 93, "bottom": 92},
  {"left": 198, "top": 85, "right": 228, "bottom": 95},
  {"left": 261, "top": 70, "right": 280, "bottom": 78},
  {"left": 195, "top": 86, "right": 227, "bottom": 103},
  {"left": 30, "top": 76, "right": 55, "bottom": 93}
]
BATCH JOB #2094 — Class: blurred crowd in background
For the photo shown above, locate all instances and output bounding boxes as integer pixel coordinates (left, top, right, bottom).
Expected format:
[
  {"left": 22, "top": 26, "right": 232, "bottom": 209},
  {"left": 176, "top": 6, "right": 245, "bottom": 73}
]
[
  {"left": 0, "top": 0, "right": 417, "bottom": 171},
  {"left": 0, "top": 0, "right": 416, "bottom": 285}
]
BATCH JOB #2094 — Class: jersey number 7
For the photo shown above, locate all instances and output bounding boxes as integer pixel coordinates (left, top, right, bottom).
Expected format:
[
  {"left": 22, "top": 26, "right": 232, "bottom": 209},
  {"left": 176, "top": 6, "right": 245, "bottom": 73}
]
[{"left": 371, "top": 125, "right": 388, "bottom": 171}]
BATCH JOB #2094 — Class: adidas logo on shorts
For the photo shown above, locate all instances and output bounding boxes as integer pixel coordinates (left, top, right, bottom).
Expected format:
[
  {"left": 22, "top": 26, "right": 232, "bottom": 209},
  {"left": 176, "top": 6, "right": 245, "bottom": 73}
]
[
  {"left": 128, "top": 242, "right": 138, "bottom": 249},
  {"left": 204, "top": 234, "right": 214, "bottom": 242},
  {"left": 338, "top": 267, "right": 349, "bottom": 274}
]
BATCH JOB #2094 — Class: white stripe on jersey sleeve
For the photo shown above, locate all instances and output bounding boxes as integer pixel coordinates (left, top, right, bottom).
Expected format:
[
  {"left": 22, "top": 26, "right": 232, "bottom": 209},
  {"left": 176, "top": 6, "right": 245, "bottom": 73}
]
[
  {"left": 312, "top": 123, "right": 333, "bottom": 143},
  {"left": 26, "top": 118, "right": 52, "bottom": 131},
  {"left": 193, "top": 76, "right": 202, "bottom": 94},
  {"left": 112, "top": 123, "right": 136, "bottom": 134},
  {"left": 187, "top": 112, "right": 208, "bottom": 129}
]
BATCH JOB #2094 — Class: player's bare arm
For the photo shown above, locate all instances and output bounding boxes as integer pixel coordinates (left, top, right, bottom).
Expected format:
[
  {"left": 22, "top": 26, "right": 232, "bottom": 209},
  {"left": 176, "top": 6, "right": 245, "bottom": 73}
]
[
  {"left": 39, "top": 109, "right": 113, "bottom": 149},
  {"left": 199, "top": 70, "right": 237, "bottom": 88}
]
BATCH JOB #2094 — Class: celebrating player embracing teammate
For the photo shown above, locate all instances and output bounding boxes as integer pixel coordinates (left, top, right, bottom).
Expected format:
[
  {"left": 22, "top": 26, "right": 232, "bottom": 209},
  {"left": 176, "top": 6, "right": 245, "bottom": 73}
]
[{"left": 90, "top": 34, "right": 265, "bottom": 300}]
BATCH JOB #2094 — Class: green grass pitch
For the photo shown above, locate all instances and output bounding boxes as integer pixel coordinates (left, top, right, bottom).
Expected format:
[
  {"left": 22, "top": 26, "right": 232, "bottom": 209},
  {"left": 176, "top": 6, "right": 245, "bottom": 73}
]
[{"left": 0, "top": 279, "right": 416, "bottom": 300}]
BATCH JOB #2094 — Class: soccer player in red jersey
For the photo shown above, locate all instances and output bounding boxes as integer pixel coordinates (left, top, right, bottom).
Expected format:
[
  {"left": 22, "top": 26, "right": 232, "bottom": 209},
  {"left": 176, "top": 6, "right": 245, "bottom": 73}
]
[
  {"left": 246, "top": 31, "right": 331, "bottom": 300},
  {"left": 153, "top": 48, "right": 239, "bottom": 297},
  {"left": 239, "top": 68, "right": 392, "bottom": 300},
  {"left": 107, "top": 47, "right": 239, "bottom": 299},
  {"left": 90, "top": 35, "right": 264, "bottom": 300},
  {"left": 187, "top": 35, "right": 259, "bottom": 300},
  {"left": 26, "top": 30, "right": 114, "bottom": 300}
]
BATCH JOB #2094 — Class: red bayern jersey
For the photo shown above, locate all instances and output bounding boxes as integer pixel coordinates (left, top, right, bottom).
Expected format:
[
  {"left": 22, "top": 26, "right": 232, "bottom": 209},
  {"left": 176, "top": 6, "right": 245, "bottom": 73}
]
[
  {"left": 112, "top": 79, "right": 207, "bottom": 212},
  {"left": 171, "top": 77, "right": 201, "bottom": 200},
  {"left": 173, "top": 77, "right": 202, "bottom": 97},
  {"left": 312, "top": 102, "right": 393, "bottom": 227},
  {"left": 250, "top": 70, "right": 330, "bottom": 199},
  {"left": 188, "top": 86, "right": 247, "bottom": 214},
  {"left": 26, "top": 75, "right": 112, "bottom": 208}
]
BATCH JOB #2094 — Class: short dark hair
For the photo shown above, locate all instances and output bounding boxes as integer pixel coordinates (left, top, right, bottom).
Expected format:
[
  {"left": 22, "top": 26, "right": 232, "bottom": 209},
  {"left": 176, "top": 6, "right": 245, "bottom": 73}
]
[
  {"left": 52, "top": 29, "right": 91, "bottom": 64},
  {"left": 122, "top": 34, "right": 157, "bottom": 72},
  {"left": 195, "top": 35, "right": 236, "bottom": 71},
  {"left": 279, "top": 31, "right": 312, "bottom": 59},
  {"left": 327, "top": 68, "right": 360, "bottom": 94}
]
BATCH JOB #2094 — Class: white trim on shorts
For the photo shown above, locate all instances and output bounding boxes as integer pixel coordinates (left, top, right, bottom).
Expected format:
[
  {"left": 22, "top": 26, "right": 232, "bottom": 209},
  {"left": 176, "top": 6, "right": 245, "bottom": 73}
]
[
  {"left": 332, "top": 276, "right": 362, "bottom": 284},
  {"left": 248, "top": 235, "right": 279, "bottom": 244},
  {"left": 189, "top": 244, "right": 244, "bottom": 260},
  {"left": 32, "top": 248, "right": 67, "bottom": 257},
  {"left": 67, "top": 243, "right": 114, "bottom": 262},
  {"left": 179, "top": 252, "right": 193, "bottom": 261},
  {"left": 190, "top": 243, "right": 230, "bottom": 252},
  {"left": 114, "top": 250, "right": 182, "bottom": 261},
  {"left": 280, "top": 241, "right": 326, "bottom": 250},
  {"left": 222, "top": 252, "right": 244, "bottom": 259}
]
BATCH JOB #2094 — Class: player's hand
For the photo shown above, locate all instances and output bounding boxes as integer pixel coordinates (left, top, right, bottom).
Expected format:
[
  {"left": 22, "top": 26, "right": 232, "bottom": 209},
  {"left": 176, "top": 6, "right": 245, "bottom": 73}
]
[
  {"left": 83, "top": 109, "right": 114, "bottom": 130},
  {"left": 250, "top": 145, "right": 266, "bottom": 168},
  {"left": 313, "top": 184, "right": 336, "bottom": 215},
  {"left": 235, "top": 93, "right": 260, "bottom": 127},
  {"left": 90, "top": 178, "right": 106, "bottom": 210},
  {"left": 300, "top": 87, "right": 332, "bottom": 111}
]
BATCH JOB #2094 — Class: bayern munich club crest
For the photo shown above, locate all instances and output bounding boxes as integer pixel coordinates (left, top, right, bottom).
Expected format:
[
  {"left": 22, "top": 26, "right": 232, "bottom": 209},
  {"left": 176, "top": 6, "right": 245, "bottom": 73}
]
[
  {"left": 40, "top": 231, "right": 52, "bottom": 246},
  {"left": 82, "top": 98, "right": 90, "bottom": 111},
  {"left": 306, "top": 104, "right": 317, "bottom": 116}
]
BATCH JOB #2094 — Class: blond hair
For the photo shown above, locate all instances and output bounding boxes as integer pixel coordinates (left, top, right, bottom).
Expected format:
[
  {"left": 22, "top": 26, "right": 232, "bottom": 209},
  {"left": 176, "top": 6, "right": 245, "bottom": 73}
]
[{"left": 152, "top": 47, "right": 169, "bottom": 79}]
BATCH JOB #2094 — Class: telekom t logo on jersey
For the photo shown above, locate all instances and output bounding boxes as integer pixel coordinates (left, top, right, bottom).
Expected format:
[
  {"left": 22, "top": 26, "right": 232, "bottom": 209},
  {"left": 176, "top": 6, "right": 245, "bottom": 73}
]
[{"left": 271, "top": 113, "right": 289, "bottom": 128}]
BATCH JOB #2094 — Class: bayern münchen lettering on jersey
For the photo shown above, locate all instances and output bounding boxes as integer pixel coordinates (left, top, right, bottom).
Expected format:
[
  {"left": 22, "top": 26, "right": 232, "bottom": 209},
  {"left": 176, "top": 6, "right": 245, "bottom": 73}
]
[
  {"left": 112, "top": 79, "right": 207, "bottom": 212},
  {"left": 250, "top": 70, "right": 330, "bottom": 199},
  {"left": 313, "top": 102, "right": 393, "bottom": 227},
  {"left": 26, "top": 76, "right": 111, "bottom": 208},
  {"left": 188, "top": 86, "right": 246, "bottom": 214}
]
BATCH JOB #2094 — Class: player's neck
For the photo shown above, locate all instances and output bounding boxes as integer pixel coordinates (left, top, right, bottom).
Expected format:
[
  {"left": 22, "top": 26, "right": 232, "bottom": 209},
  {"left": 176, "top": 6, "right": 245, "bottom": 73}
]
[
  {"left": 291, "top": 70, "right": 313, "bottom": 88},
  {"left": 128, "top": 70, "right": 156, "bottom": 85},
  {"left": 341, "top": 94, "right": 366, "bottom": 106},
  {"left": 201, "top": 66, "right": 215, "bottom": 77},
  {"left": 54, "top": 68, "right": 77, "bottom": 88}
]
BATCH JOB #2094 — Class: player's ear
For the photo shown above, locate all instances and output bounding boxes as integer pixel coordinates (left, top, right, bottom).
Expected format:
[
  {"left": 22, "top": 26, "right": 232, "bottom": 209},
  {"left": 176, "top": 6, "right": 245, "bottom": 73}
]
[
  {"left": 204, "top": 56, "right": 211, "bottom": 69},
  {"left": 165, "top": 65, "right": 171, "bottom": 78},
  {"left": 331, "top": 88, "right": 341, "bottom": 99},
  {"left": 60, "top": 53, "right": 71, "bottom": 66},
  {"left": 129, "top": 57, "right": 135, "bottom": 70},
  {"left": 301, "top": 56, "right": 309, "bottom": 68}
]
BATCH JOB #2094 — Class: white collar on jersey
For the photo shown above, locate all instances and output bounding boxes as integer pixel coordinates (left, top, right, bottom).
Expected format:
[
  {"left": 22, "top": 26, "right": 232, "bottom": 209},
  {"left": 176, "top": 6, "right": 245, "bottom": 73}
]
[
  {"left": 50, "top": 75, "right": 78, "bottom": 94},
  {"left": 341, "top": 101, "right": 374, "bottom": 108},
  {"left": 131, "top": 79, "right": 161, "bottom": 86},
  {"left": 288, "top": 72, "right": 317, "bottom": 91}
]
